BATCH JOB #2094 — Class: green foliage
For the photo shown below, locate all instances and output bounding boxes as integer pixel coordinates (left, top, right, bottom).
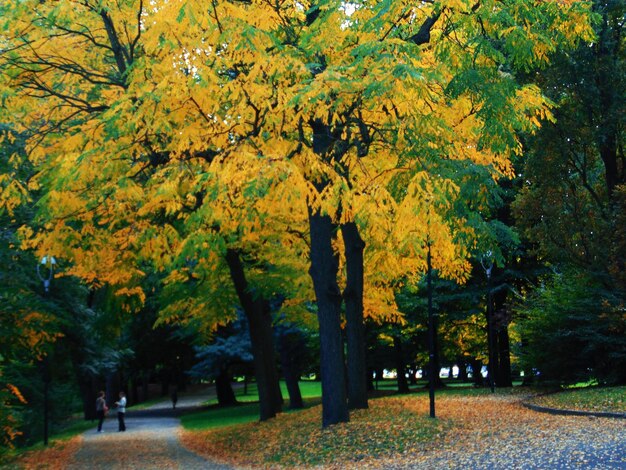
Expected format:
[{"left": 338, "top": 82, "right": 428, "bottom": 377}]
[
  {"left": 515, "top": 269, "right": 626, "bottom": 385},
  {"left": 188, "top": 313, "right": 253, "bottom": 380}
]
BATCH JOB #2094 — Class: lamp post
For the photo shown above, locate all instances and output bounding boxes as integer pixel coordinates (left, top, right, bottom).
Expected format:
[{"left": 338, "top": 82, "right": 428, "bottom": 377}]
[
  {"left": 427, "top": 241, "right": 436, "bottom": 418},
  {"left": 36, "top": 256, "right": 56, "bottom": 446},
  {"left": 480, "top": 251, "right": 495, "bottom": 393}
]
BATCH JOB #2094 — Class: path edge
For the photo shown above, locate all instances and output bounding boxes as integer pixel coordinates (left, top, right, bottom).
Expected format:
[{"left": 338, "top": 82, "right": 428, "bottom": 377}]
[{"left": 522, "top": 400, "right": 626, "bottom": 419}]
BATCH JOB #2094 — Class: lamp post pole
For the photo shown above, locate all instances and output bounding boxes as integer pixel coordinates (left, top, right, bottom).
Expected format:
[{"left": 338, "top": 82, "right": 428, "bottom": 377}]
[
  {"left": 427, "top": 242, "right": 436, "bottom": 418},
  {"left": 36, "top": 256, "right": 56, "bottom": 446},
  {"left": 481, "top": 252, "right": 495, "bottom": 393}
]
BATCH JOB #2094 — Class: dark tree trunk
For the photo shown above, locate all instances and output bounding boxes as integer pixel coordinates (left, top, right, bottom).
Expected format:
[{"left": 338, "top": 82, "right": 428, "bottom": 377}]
[
  {"left": 470, "top": 358, "right": 484, "bottom": 387},
  {"left": 367, "top": 368, "right": 375, "bottom": 391},
  {"left": 278, "top": 333, "right": 304, "bottom": 409},
  {"left": 341, "top": 221, "right": 368, "bottom": 409},
  {"left": 393, "top": 336, "right": 410, "bottom": 393},
  {"left": 77, "top": 373, "right": 95, "bottom": 420},
  {"left": 308, "top": 210, "right": 349, "bottom": 427},
  {"left": 456, "top": 359, "right": 469, "bottom": 382},
  {"left": 215, "top": 368, "right": 237, "bottom": 406},
  {"left": 497, "top": 327, "right": 513, "bottom": 387},
  {"left": 225, "top": 249, "right": 283, "bottom": 421},
  {"left": 131, "top": 376, "right": 139, "bottom": 405},
  {"left": 142, "top": 371, "right": 149, "bottom": 402},
  {"left": 375, "top": 367, "right": 384, "bottom": 390}
]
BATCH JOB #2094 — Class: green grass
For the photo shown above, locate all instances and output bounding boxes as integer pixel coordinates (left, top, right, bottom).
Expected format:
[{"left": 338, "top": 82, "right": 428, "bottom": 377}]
[
  {"left": 183, "top": 381, "right": 324, "bottom": 430},
  {"left": 127, "top": 394, "right": 173, "bottom": 410},
  {"left": 531, "top": 385, "right": 626, "bottom": 413},
  {"left": 181, "top": 402, "right": 262, "bottom": 430},
  {"left": 202, "top": 380, "right": 322, "bottom": 406}
]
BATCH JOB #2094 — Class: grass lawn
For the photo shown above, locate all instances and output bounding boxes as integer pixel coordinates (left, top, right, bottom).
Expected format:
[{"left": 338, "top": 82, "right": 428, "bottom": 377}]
[{"left": 530, "top": 385, "right": 626, "bottom": 413}]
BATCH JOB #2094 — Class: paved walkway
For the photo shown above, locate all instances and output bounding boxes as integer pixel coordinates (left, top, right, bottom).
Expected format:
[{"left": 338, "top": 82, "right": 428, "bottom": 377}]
[{"left": 67, "top": 387, "right": 232, "bottom": 470}]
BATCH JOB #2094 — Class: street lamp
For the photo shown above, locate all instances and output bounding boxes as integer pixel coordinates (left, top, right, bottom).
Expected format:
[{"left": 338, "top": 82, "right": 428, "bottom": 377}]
[
  {"left": 36, "top": 256, "right": 56, "bottom": 293},
  {"left": 480, "top": 251, "right": 495, "bottom": 393},
  {"left": 36, "top": 255, "right": 56, "bottom": 446}
]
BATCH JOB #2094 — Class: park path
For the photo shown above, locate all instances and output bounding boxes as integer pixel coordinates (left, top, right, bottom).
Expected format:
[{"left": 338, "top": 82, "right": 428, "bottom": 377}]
[
  {"left": 366, "top": 394, "right": 626, "bottom": 470},
  {"left": 66, "top": 387, "right": 233, "bottom": 470}
]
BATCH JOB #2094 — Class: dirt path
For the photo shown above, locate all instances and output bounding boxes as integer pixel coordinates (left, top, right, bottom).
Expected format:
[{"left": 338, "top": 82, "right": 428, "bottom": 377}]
[{"left": 67, "top": 387, "right": 233, "bottom": 470}]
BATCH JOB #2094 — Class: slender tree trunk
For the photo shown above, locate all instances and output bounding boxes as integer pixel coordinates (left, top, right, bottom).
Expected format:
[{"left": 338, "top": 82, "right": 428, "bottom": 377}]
[
  {"left": 456, "top": 359, "right": 469, "bottom": 382},
  {"left": 393, "top": 336, "right": 410, "bottom": 393},
  {"left": 215, "top": 368, "right": 237, "bottom": 406},
  {"left": 278, "top": 333, "right": 304, "bottom": 409},
  {"left": 470, "top": 358, "right": 484, "bottom": 387},
  {"left": 142, "top": 371, "right": 149, "bottom": 402},
  {"left": 225, "top": 249, "right": 283, "bottom": 421},
  {"left": 308, "top": 210, "right": 349, "bottom": 427},
  {"left": 341, "top": 221, "right": 368, "bottom": 409},
  {"left": 131, "top": 376, "right": 139, "bottom": 405},
  {"left": 497, "top": 327, "right": 513, "bottom": 387},
  {"left": 367, "top": 368, "right": 375, "bottom": 391},
  {"left": 375, "top": 367, "right": 384, "bottom": 390}
]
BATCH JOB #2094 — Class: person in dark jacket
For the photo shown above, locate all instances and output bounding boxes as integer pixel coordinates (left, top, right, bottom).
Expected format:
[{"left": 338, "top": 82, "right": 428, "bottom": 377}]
[{"left": 96, "top": 391, "right": 107, "bottom": 432}]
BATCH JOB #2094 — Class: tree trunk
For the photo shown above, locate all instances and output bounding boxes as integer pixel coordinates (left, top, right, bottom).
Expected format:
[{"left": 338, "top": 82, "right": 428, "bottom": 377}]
[
  {"left": 131, "top": 376, "right": 139, "bottom": 405},
  {"left": 393, "top": 336, "right": 410, "bottom": 393},
  {"left": 470, "top": 358, "right": 484, "bottom": 387},
  {"left": 367, "top": 368, "right": 375, "bottom": 391},
  {"left": 375, "top": 367, "right": 385, "bottom": 390},
  {"left": 497, "top": 327, "right": 513, "bottom": 387},
  {"left": 341, "top": 222, "right": 368, "bottom": 409},
  {"left": 225, "top": 249, "right": 283, "bottom": 421},
  {"left": 308, "top": 210, "right": 349, "bottom": 427},
  {"left": 456, "top": 359, "right": 469, "bottom": 382},
  {"left": 142, "top": 371, "right": 149, "bottom": 402},
  {"left": 278, "top": 333, "right": 304, "bottom": 409},
  {"left": 215, "top": 368, "right": 237, "bottom": 406}
]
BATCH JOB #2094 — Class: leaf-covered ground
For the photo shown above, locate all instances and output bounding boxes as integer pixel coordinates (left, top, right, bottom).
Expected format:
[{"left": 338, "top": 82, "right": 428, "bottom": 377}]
[
  {"left": 529, "top": 386, "right": 626, "bottom": 413},
  {"left": 3, "top": 436, "right": 82, "bottom": 470},
  {"left": 180, "top": 396, "right": 446, "bottom": 468},
  {"left": 181, "top": 392, "right": 626, "bottom": 469}
]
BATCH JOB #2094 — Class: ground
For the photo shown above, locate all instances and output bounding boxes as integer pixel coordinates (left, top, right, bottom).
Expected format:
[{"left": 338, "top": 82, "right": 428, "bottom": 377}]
[{"left": 7, "top": 387, "right": 626, "bottom": 469}]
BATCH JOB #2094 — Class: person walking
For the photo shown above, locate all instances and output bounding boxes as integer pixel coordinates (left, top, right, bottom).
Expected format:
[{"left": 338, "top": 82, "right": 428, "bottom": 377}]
[
  {"left": 115, "top": 391, "right": 127, "bottom": 432},
  {"left": 96, "top": 391, "right": 107, "bottom": 432},
  {"left": 171, "top": 388, "right": 178, "bottom": 410}
]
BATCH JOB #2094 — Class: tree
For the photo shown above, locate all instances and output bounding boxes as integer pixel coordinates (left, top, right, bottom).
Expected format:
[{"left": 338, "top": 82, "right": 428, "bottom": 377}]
[
  {"left": 512, "top": 0, "right": 625, "bottom": 385},
  {"left": 189, "top": 313, "right": 253, "bottom": 406},
  {"left": 516, "top": 269, "right": 626, "bottom": 385}
]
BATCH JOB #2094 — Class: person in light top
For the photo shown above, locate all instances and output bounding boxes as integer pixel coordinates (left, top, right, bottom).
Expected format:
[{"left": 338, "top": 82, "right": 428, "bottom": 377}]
[{"left": 115, "top": 391, "right": 127, "bottom": 432}]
